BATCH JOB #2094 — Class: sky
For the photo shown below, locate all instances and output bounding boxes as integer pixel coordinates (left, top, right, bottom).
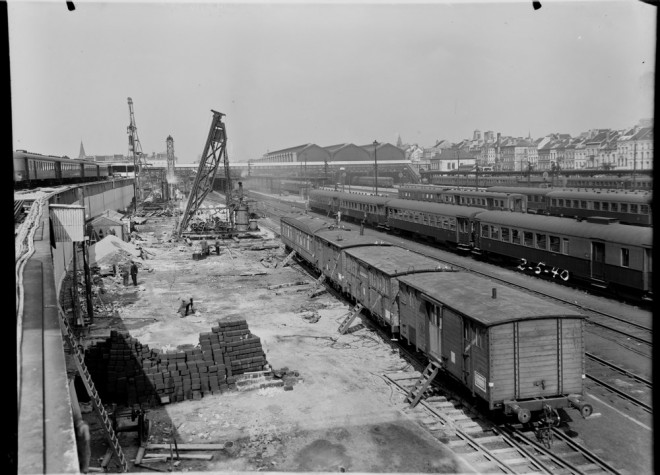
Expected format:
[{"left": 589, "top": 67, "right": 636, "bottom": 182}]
[{"left": 8, "top": 0, "right": 656, "bottom": 163}]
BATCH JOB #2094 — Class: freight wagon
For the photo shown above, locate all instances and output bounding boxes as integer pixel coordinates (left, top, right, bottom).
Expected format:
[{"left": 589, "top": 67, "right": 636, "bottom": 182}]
[{"left": 397, "top": 272, "right": 592, "bottom": 422}]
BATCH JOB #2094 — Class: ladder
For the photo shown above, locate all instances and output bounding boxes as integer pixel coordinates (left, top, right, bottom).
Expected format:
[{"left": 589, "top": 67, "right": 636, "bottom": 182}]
[
  {"left": 405, "top": 361, "right": 441, "bottom": 408},
  {"left": 60, "top": 313, "right": 129, "bottom": 472},
  {"left": 338, "top": 303, "right": 363, "bottom": 334},
  {"left": 308, "top": 255, "right": 339, "bottom": 296},
  {"left": 277, "top": 250, "right": 296, "bottom": 268}
]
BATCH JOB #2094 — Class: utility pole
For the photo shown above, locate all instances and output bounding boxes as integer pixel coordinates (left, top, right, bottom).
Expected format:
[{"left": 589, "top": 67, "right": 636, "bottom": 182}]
[{"left": 373, "top": 140, "right": 379, "bottom": 196}]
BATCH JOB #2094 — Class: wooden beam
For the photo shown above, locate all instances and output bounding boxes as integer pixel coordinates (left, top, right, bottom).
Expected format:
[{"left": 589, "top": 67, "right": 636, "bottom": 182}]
[
  {"left": 144, "top": 453, "right": 214, "bottom": 461},
  {"left": 146, "top": 443, "right": 228, "bottom": 451}
]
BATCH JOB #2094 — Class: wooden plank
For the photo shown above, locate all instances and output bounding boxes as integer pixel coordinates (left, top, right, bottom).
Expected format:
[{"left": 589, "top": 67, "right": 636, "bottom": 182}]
[
  {"left": 134, "top": 447, "right": 146, "bottom": 465},
  {"left": 100, "top": 448, "right": 113, "bottom": 468},
  {"left": 146, "top": 443, "right": 228, "bottom": 451},
  {"left": 144, "top": 453, "right": 214, "bottom": 461}
]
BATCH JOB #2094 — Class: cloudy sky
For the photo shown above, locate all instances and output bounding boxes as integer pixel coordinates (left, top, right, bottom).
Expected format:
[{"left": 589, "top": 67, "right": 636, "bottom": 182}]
[{"left": 9, "top": 0, "right": 655, "bottom": 163}]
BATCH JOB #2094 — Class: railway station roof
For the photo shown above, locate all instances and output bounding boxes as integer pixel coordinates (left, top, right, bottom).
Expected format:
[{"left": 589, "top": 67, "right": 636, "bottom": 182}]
[
  {"left": 398, "top": 272, "right": 584, "bottom": 327},
  {"left": 345, "top": 246, "right": 454, "bottom": 276}
]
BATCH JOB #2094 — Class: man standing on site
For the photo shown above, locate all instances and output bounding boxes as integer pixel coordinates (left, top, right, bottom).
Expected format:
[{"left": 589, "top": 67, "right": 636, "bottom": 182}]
[{"left": 130, "top": 261, "right": 138, "bottom": 286}]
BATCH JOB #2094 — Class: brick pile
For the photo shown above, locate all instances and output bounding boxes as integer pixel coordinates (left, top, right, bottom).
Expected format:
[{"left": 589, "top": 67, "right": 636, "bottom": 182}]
[{"left": 84, "top": 318, "right": 269, "bottom": 405}]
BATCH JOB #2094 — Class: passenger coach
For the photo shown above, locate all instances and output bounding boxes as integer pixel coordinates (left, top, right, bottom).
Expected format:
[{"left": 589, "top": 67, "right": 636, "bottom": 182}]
[
  {"left": 474, "top": 211, "right": 653, "bottom": 299},
  {"left": 545, "top": 189, "right": 652, "bottom": 226},
  {"left": 397, "top": 272, "right": 592, "bottom": 422}
]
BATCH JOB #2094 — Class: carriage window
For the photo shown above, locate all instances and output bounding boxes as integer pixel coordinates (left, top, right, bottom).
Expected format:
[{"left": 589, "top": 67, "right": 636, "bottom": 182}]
[
  {"left": 512, "top": 229, "right": 521, "bottom": 245},
  {"left": 581, "top": 201, "right": 587, "bottom": 209},
  {"left": 573, "top": 200, "right": 580, "bottom": 208},
  {"left": 501, "top": 227, "right": 510, "bottom": 242},
  {"left": 549, "top": 236, "right": 560, "bottom": 252},
  {"left": 641, "top": 205, "right": 649, "bottom": 215},
  {"left": 536, "top": 233, "right": 547, "bottom": 249},
  {"left": 610, "top": 202, "right": 618, "bottom": 212},
  {"left": 491, "top": 226, "right": 500, "bottom": 240},
  {"left": 450, "top": 218, "right": 456, "bottom": 231},
  {"left": 630, "top": 204, "right": 638, "bottom": 214},
  {"left": 562, "top": 238, "right": 570, "bottom": 255},
  {"left": 551, "top": 199, "right": 557, "bottom": 206},
  {"left": 620, "top": 203, "right": 628, "bottom": 213},
  {"left": 602, "top": 202, "right": 609, "bottom": 211},
  {"left": 481, "top": 224, "right": 489, "bottom": 238},
  {"left": 524, "top": 231, "right": 534, "bottom": 247},
  {"left": 621, "top": 248, "right": 630, "bottom": 267},
  {"left": 594, "top": 202, "right": 600, "bottom": 211}
]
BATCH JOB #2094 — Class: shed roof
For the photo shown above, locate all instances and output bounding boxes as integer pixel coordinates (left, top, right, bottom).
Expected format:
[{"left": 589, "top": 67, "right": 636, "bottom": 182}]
[
  {"left": 398, "top": 272, "right": 584, "bottom": 327},
  {"left": 344, "top": 246, "right": 454, "bottom": 276},
  {"left": 280, "top": 215, "right": 339, "bottom": 235},
  {"left": 89, "top": 215, "right": 123, "bottom": 227}
]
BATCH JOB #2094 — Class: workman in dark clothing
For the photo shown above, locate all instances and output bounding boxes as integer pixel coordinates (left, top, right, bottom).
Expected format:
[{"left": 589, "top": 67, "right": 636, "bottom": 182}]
[
  {"left": 215, "top": 240, "right": 221, "bottom": 255},
  {"left": 130, "top": 261, "right": 138, "bottom": 286},
  {"left": 178, "top": 299, "right": 188, "bottom": 318},
  {"left": 185, "top": 297, "right": 194, "bottom": 316}
]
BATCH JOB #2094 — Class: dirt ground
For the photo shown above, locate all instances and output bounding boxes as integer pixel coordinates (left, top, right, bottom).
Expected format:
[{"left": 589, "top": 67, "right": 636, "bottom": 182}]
[{"left": 81, "top": 213, "right": 475, "bottom": 474}]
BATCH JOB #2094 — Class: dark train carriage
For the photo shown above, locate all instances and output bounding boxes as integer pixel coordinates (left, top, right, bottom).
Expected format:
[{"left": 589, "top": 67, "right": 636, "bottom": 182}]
[
  {"left": 545, "top": 189, "right": 652, "bottom": 226},
  {"left": 439, "top": 189, "right": 527, "bottom": 213},
  {"left": 280, "top": 215, "right": 333, "bottom": 266},
  {"left": 342, "top": 246, "right": 455, "bottom": 333},
  {"left": 385, "top": 199, "right": 483, "bottom": 250},
  {"left": 398, "top": 184, "right": 452, "bottom": 202},
  {"left": 313, "top": 227, "right": 391, "bottom": 286},
  {"left": 474, "top": 211, "right": 653, "bottom": 298},
  {"left": 397, "top": 272, "right": 591, "bottom": 421},
  {"left": 337, "top": 193, "right": 390, "bottom": 227},
  {"left": 487, "top": 186, "right": 552, "bottom": 214},
  {"left": 309, "top": 189, "right": 342, "bottom": 215}
]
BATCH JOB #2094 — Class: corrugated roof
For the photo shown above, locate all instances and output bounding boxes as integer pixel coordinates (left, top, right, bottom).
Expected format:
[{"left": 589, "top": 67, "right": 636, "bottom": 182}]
[
  {"left": 476, "top": 210, "right": 652, "bottom": 246},
  {"left": 398, "top": 272, "right": 584, "bottom": 327},
  {"left": 345, "top": 246, "right": 454, "bottom": 276}
]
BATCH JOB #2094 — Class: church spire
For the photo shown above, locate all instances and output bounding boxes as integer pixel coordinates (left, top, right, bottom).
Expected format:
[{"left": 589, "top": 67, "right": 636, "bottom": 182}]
[
  {"left": 396, "top": 134, "right": 403, "bottom": 148},
  {"left": 78, "top": 141, "right": 87, "bottom": 160}
]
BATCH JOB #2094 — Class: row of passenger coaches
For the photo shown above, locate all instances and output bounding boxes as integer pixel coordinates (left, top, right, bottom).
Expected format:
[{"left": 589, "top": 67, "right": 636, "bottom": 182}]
[
  {"left": 397, "top": 184, "right": 652, "bottom": 226},
  {"left": 308, "top": 189, "right": 653, "bottom": 300},
  {"left": 279, "top": 213, "right": 593, "bottom": 423}
]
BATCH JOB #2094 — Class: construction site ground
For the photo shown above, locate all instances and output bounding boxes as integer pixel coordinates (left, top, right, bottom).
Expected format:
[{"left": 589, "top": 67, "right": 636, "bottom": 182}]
[{"left": 81, "top": 212, "right": 474, "bottom": 474}]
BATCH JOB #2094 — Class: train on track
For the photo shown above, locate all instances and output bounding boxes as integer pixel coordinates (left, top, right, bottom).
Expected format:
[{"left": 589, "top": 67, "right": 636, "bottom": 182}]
[
  {"left": 398, "top": 184, "right": 652, "bottom": 226},
  {"left": 352, "top": 175, "right": 395, "bottom": 188},
  {"left": 13, "top": 150, "right": 113, "bottom": 188},
  {"left": 424, "top": 174, "right": 652, "bottom": 191},
  {"left": 280, "top": 214, "right": 593, "bottom": 423},
  {"left": 309, "top": 189, "right": 653, "bottom": 301}
]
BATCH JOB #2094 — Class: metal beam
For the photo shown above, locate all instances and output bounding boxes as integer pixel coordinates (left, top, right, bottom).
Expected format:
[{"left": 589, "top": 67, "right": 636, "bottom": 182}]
[{"left": 177, "top": 111, "right": 228, "bottom": 236}]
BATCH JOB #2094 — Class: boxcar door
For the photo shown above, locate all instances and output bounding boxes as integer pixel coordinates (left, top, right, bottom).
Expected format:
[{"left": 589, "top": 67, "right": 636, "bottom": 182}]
[
  {"left": 426, "top": 302, "right": 442, "bottom": 361},
  {"left": 591, "top": 241, "right": 605, "bottom": 280}
]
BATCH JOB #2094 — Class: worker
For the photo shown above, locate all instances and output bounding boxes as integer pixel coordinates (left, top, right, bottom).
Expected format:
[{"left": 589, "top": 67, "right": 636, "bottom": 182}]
[
  {"left": 138, "top": 245, "right": 148, "bottom": 260},
  {"left": 121, "top": 266, "right": 129, "bottom": 286},
  {"left": 98, "top": 229, "right": 104, "bottom": 240},
  {"left": 215, "top": 240, "right": 221, "bottom": 255},
  {"left": 178, "top": 298, "right": 188, "bottom": 318},
  {"left": 185, "top": 297, "right": 195, "bottom": 316},
  {"left": 130, "top": 261, "right": 138, "bottom": 286}
]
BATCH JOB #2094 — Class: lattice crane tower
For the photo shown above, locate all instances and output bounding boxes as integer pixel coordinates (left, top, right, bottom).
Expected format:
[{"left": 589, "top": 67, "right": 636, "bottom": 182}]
[
  {"left": 127, "top": 97, "right": 150, "bottom": 209},
  {"left": 166, "top": 135, "right": 176, "bottom": 200}
]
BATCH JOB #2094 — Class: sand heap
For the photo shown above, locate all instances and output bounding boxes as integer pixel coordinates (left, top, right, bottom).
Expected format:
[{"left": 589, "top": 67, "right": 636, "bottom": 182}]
[{"left": 88, "top": 235, "right": 140, "bottom": 268}]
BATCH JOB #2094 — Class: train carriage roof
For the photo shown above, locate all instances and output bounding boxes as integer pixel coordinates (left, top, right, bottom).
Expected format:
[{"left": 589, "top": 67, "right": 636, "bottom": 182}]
[
  {"left": 310, "top": 189, "right": 391, "bottom": 205},
  {"left": 314, "top": 228, "right": 391, "bottom": 249},
  {"left": 280, "top": 215, "right": 337, "bottom": 235},
  {"left": 487, "top": 186, "right": 554, "bottom": 195},
  {"left": 344, "top": 246, "right": 455, "bottom": 276},
  {"left": 398, "top": 272, "right": 584, "bottom": 327},
  {"left": 545, "top": 190, "right": 652, "bottom": 203},
  {"left": 442, "top": 190, "right": 526, "bottom": 198},
  {"left": 385, "top": 198, "right": 485, "bottom": 218},
  {"left": 475, "top": 210, "right": 653, "bottom": 246}
]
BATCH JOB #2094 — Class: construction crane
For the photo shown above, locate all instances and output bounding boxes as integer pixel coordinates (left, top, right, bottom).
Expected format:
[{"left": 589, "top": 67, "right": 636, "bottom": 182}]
[
  {"left": 127, "top": 97, "right": 151, "bottom": 212},
  {"left": 177, "top": 110, "right": 232, "bottom": 236}
]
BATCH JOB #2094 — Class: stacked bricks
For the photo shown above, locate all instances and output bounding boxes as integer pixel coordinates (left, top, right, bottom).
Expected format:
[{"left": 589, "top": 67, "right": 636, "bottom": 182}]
[
  {"left": 85, "top": 330, "right": 160, "bottom": 405},
  {"left": 84, "top": 319, "right": 269, "bottom": 406},
  {"left": 214, "top": 319, "right": 268, "bottom": 378}
]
